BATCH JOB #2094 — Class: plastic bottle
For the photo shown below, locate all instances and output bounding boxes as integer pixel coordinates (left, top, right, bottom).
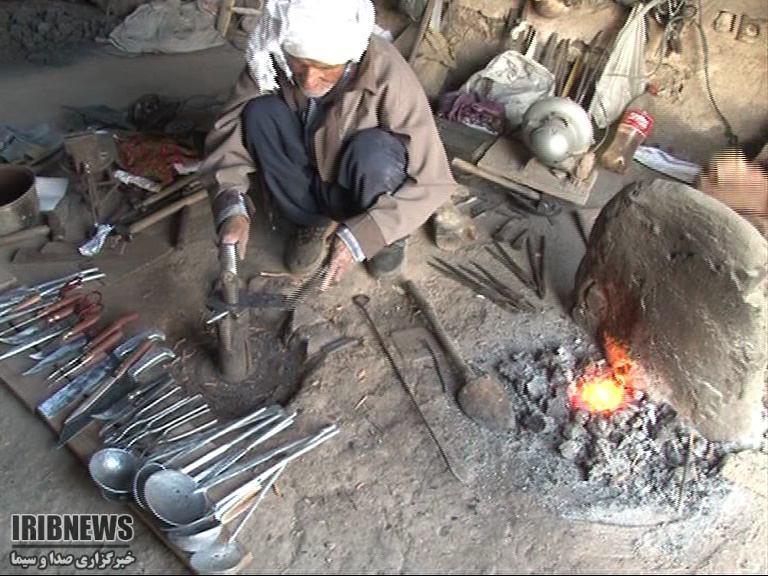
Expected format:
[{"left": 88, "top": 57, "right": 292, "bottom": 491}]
[{"left": 600, "top": 94, "right": 655, "bottom": 174}]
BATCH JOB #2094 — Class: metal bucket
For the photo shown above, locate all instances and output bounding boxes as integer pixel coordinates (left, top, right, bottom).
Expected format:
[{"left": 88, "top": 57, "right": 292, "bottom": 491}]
[{"left": 0, "top": 166, "right": 39, "bottom": 235}]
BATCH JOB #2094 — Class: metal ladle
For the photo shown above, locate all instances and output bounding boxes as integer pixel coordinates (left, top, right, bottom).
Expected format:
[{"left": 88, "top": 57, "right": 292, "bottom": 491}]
[
  {"left": 89, "top": 404, "right": 212, "bottom": 496},
  {"left": 189, "top": 464, "right": 286, "bottom": 574},
  {"left": 142, "top": 413, "right": 295, "bottom": 524},
  {"left": 154, "top": 425, "right": 338, "bottom": 528},
  {"left": 165, "top": 436, "right": 314, "bottom": 552},
  {"left": 133, "top": 407, "right": 287, "bottom": 509}
]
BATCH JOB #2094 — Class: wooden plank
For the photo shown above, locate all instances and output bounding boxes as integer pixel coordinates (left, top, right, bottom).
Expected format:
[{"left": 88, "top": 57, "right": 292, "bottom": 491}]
[
  {"left": 0, "top": 335, "right": 198, "bottom": 573},
  {"left": 477, "top": 137, "right": 596, "bottom": 206}
]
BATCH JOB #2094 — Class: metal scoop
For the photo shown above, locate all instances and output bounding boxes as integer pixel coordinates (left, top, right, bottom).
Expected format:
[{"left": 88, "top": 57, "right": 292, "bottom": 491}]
[
  {"left": 152, "top": 425, "right": 338, "bottom": 527},
  {"left": 89, "top": 405, "right": 212, "bottom": 495},
  {"left": 402, "top": 280, "right": 513, "bottom": 431},
  {"left": 133, "top": 406, "right": 284, "bottom": 509},
  {"left": 189, "top": 464, "right": 285, "bottom": 573},
  {"left": 142, "top": 413, "right": 295, "bottom": 524}
]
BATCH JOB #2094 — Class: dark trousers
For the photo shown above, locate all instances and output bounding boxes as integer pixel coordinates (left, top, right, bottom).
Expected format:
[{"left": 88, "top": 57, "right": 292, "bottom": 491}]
[{"left": 242, "top": 95, "right": 408, "bottom": 228}]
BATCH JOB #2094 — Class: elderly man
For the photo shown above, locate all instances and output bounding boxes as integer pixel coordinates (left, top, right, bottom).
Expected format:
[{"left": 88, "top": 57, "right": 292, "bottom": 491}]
[{"left": 203, "top": 0, "right": 456, "bottom": 285}]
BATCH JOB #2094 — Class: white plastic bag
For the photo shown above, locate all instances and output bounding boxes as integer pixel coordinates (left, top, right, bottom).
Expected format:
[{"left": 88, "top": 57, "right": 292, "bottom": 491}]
[
  {"left": 588, "top": 0, "right": 665, "bottom": 127},
  {"left": 461, "top": 50, "right": 554, "bottom": 129}
]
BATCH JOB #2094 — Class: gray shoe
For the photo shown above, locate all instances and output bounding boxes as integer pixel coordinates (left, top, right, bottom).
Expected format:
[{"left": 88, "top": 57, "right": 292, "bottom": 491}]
[
  {"left": 366, "top": 239, "right": 406, "bottom": 278},
  {"left": 285, "top": 224, "right": 333, "bottom": 274}
]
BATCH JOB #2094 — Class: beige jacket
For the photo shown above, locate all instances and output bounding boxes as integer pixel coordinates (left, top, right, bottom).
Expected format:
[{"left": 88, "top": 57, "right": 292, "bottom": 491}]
[{"left": 201, "top": 35, "right": 456, "bottom": 258}]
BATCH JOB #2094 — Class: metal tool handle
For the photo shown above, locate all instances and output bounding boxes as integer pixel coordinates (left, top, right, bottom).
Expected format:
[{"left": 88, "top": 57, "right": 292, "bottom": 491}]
[
  {"left": 100, "top": 382, "right": 179, "bottom": 438},
  {"left": 402, "top": 280, "right": 475, "bottom": 382},
  {"left": 200, "top": 424, "right": 320, "bottom": 493},
  {"left": 113, "top": 329, "right": 166, "bottom": 358},
  {"left": 229, "top": 463, "right": 286, "bottom": 541},
  {"left": 216, "top": 425, "right": 338, "bottom": 511},
  {"left": 128, "top": 347, "right": 176, "bottom": 379},
  {"left": 194, "top": 413, "right": 295, "bottom": 485},
  {"left": 147, "top": 407, "right": 282, "bottom": 466},
  {"left": 179, "top": 412, "right": 287, "bottom": 476},
  {"left": 107, "top": 392, "right": 192, "bottom": 445},
  {"left": 159, "top": 405, "right": 282, "bottom": 450},
  {"left": 156, "top": 416, "right": 220, "bottom": 445},
  {"left": 126, "top": 405, "right": 211, "bottom": 448},
  {"left": 220, "top": 244, "right": 238, "bottom": 277}
]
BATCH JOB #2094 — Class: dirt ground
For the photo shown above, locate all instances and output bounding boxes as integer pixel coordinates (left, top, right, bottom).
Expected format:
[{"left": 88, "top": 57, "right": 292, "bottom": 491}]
[{"left": 1, "top": 15, "right": 767, "bottom": 576}]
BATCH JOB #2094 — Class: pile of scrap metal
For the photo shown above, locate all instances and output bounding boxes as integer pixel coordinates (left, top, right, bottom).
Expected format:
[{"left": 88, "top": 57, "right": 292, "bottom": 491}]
[{"left": 0, "top": 271, "right": 340, "bottom": 575}]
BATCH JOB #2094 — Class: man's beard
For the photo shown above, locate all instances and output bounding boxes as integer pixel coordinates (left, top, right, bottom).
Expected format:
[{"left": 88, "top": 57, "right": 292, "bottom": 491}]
[{"left": 300, "top": 85, "right": 333, "bottom": 99}]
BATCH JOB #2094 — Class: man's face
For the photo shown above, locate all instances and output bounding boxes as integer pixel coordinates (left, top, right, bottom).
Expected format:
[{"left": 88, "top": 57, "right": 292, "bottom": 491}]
[{"left": 286, "top": 54, "right": 347, "bottom": 98}]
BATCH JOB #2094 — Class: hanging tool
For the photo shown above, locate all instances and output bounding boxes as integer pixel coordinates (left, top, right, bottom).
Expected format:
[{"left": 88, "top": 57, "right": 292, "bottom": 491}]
[
  {"left": 553, "top": 39, "right": 570, "bottom": 97},
  {"left": 539, "top": 32, "right": 559, "bottom": 72},
  {"left": 573, "top": 32, "right": 603, "bottom": 105},
  {"left": 561, "top": 51, "right": 584, "bottom": 99},
  {"left": 402, "top": 280, "right": 513, "bottom": 432},
  {"left": 352, "top": 294, "right": 464, "bottom": 482}
]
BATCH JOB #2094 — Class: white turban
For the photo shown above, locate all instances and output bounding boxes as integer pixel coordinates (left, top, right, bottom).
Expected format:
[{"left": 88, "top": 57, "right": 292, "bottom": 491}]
[{"left": 246, "top": 0, "right": 376, "bottom": 92}]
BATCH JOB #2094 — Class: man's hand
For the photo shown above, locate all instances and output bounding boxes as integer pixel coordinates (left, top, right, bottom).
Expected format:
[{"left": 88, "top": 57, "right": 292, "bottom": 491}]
[
  {"left": 321, "top": 236, "right": 356, "bottom": 291},
  {"left": 219, "top": 215, "right": 250, "bottom": 260}
]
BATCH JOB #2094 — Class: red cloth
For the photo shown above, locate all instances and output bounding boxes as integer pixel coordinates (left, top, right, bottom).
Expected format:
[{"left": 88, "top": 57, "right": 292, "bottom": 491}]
[{"left": 117, "top": 134, "right": 198, "bottom": 185}]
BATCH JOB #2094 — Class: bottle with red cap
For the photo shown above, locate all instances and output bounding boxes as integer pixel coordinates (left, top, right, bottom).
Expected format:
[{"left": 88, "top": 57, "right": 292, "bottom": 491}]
[{"left": 600, "top": 91, "right": 655, "bottom": 174}]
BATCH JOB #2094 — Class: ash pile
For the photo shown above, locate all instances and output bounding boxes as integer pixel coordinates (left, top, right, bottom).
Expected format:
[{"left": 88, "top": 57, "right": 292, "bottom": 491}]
[
  {"left": 492, "top": 345, "right": 742, "bottom": 516},
  {"left": 0, "top": 1, "right": 118, "bottom": 65}
]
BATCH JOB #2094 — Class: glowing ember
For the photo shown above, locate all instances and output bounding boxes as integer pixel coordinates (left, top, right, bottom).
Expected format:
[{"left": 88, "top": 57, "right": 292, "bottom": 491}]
[
  {"left": 577, "top": 374, "right": 626, "bottom": 413},
  {"left": 568, "top": 335, "right": 639, "bottom": 415}
]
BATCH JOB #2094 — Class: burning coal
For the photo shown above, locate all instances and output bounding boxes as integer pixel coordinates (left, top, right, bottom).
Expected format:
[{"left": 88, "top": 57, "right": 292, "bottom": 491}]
[{"left": 567, "top": 335, "right": 640, "bottom": 415}]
